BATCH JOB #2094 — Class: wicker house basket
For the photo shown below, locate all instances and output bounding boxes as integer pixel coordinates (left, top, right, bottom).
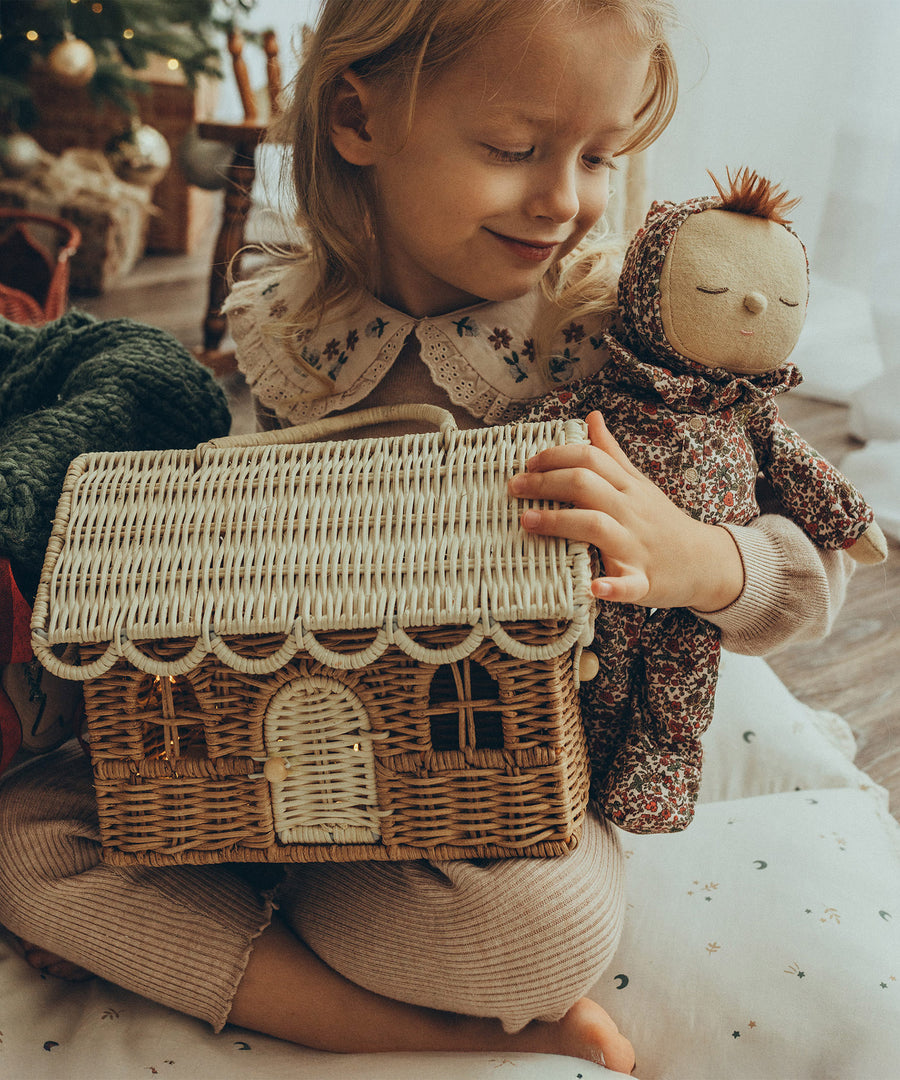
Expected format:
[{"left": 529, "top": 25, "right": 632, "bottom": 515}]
[{"left": 32, "top": 405, "right": 598, "bottom": 866}]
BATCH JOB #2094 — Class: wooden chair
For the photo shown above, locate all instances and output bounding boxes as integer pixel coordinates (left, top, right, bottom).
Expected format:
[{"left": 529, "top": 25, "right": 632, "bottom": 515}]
[{"left": 195, "top": 28, "right": 282, "bottom": 374}]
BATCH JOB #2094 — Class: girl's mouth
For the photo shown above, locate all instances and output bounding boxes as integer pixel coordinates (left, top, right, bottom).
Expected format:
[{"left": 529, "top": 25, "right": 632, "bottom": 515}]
[{"left": 486, "top": 229, "right": 559, "bottom": 263}]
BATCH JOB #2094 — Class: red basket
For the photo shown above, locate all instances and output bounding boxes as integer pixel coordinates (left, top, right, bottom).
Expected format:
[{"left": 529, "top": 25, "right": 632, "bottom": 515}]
[{"left": 0, "top": 209, "right": 81, "bottom": 325}]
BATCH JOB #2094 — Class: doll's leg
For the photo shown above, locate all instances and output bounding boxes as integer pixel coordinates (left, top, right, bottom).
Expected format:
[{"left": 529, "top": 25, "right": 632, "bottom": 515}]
[
  {"left": 0, "top": 743, "right": 276, "bottom": 1029},
  {"left": 279, "top": 808, "right": 625, "bottom": 1033},
  {"left": 598, "top": 609, "right": 719, "bottom": 832},
  {"left": 582, "top": 602, "right": 645, "bottom": 776}
]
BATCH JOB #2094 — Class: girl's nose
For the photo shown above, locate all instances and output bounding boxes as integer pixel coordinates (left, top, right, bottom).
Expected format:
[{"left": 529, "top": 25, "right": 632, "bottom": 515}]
[
  {"left": 744, "top": 291, "right": 768, "bottom": 314},
  {"left": 528, "top": 163, "right": 580, "bottom": 224}
]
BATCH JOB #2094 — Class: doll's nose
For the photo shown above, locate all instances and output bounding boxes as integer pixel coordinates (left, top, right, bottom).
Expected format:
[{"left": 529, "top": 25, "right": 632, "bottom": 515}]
[{"left": 743, "top": 292, "right": 768, "bottom": 314}]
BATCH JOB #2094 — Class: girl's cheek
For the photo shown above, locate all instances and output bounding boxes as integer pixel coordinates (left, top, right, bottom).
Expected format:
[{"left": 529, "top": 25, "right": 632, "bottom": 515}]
[
  {"left": 585, "top": 186, "right": 610, "bottom": 228},
  {"left": 579, "top": 170, "right": 611, "bottom": 221}
]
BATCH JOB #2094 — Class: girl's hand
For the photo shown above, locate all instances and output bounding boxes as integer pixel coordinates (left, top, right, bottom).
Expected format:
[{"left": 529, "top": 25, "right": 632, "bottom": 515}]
[{"left": 508, "top": 411, "right": 745, "bottom": 611}]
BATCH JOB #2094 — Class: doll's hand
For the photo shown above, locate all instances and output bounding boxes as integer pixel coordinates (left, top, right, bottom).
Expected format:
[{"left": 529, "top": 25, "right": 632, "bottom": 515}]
[{"left": 508, "top": 411, "right": 745, "bottom": 610}]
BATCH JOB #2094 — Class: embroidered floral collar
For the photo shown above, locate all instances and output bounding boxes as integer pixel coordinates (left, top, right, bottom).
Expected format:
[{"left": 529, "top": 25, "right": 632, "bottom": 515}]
[
  {"left": 601, "top": 331, "right": 803, "bottom": 414},
  {"left": 223, "top": 262, "right": 610, "bottom": 426}
]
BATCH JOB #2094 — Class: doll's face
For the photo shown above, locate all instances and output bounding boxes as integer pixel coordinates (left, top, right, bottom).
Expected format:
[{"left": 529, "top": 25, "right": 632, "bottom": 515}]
[{"left": 658, "top": 208, "right": 808, "bottom": 374}]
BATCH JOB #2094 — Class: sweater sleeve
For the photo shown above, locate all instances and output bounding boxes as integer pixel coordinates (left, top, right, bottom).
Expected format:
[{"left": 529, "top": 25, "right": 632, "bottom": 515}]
[{"left": 691, "top": 512, "right": 853, "bottom": 655}]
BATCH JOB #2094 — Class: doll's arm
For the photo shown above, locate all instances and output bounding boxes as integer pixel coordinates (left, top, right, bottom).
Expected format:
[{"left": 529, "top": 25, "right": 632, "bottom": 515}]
[{"left": 752, "top": 415, "right": 887, "bottom": 564}]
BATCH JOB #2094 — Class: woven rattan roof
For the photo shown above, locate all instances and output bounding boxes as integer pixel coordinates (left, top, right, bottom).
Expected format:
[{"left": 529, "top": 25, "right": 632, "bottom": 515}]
[{"left": 32, "top": 414, "right": 597, "bottom": 678}]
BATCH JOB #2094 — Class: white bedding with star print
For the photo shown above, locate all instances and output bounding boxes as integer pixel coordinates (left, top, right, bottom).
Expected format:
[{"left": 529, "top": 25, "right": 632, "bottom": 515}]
[{"left": 1, "top": 652, "right": 897, "bottom": 1079}]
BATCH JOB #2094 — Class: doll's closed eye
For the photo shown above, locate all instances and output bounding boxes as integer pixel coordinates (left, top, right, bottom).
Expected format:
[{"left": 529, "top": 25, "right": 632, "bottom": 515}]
[
  {"left": 779, "top": 298, "right": 800, "bottom": 307},
  {"left": 696, "top": 286, "right": 729, "bottom": 295}
]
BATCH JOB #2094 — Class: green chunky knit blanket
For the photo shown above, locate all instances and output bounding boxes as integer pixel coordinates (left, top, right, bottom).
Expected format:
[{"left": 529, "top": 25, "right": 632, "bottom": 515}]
[{"left": 0, "top": 311, "right": 231, "bottom": 602}]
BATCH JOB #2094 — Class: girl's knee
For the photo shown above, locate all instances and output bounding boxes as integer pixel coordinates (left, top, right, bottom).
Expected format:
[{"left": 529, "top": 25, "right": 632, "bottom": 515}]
[
  {"left": 443, "top": 815, "right": 625, "bottom": 1004},
  {"left": 286, "top": 811, "right": 624, "bottom": 1028}
]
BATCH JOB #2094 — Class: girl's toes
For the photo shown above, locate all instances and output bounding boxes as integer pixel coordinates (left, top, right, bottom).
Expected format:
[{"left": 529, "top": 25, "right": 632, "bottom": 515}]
[{"left": 23, "top": 944, "right": 94, "bottom": 982}]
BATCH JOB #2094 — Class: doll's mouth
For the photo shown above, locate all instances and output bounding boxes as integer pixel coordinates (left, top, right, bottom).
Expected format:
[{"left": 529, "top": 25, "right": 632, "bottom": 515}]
[{"left": 740, "top": 330, "right": 755, "bottom": 336}]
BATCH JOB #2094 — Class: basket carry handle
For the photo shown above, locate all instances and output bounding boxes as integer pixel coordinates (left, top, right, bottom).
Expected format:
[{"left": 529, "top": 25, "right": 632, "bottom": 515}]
[{"left": 200, "top": 403, "right": 459, "bottom": 452}]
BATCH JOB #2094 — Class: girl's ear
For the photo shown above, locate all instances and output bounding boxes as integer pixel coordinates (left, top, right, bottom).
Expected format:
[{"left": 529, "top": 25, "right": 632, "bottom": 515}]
[{"left": 330, "top": 69, "right": 378, "bottom": 166}]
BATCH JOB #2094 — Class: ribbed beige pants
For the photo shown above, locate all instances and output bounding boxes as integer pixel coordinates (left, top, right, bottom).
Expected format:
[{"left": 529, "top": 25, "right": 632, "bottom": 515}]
[{"left": 0, "top": 743, "right": 624, "bottom": 1033}]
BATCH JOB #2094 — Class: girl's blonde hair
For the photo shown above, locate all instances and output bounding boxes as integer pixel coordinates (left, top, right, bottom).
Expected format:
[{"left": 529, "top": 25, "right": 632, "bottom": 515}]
[{"left": 271, "top": 0, "right": 678, "bottom": 363}]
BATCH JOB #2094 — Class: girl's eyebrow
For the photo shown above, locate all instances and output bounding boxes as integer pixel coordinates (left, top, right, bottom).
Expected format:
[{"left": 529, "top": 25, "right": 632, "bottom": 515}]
[{"left": 478, "top": 104, "right": 634, "bottom": 140}]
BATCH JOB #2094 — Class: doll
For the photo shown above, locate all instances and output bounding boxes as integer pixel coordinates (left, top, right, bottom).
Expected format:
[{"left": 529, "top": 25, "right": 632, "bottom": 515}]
[{"left": 530, "top": 167, "right": 887, "bottom": 834}]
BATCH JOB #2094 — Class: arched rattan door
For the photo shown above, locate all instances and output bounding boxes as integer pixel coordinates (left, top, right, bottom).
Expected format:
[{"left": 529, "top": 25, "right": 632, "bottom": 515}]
[{"left": 263, "top": 675, "right": 384, "bottom": 845}]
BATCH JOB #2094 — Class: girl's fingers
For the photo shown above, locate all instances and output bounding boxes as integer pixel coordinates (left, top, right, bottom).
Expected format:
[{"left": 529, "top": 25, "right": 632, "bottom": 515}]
[
  {"left": 523, "top": 443, "right": 628, "bottom": 487},
  {"left": 591, "top": 572, "right": 650, "bottom": 604},
  {"left": 585, "top": 411, "right": 641, "bottom": 476},
  {"left": 517, "top": 505, "right": 651, "bottom": 604},
  {"left": 519, "top": 412, "right": 640, "bottom": 492},
  {"left": 510, "top": 465, "right": 620, "bottom": 509},
  {"left": 518, "top": 505, "right": 623, "bottom": 552}
]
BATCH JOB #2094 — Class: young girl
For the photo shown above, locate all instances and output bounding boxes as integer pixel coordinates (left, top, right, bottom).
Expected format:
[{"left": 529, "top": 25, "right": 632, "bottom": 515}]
[{"left": 0, "top": 0, "right": 853, "bottom": 1072}]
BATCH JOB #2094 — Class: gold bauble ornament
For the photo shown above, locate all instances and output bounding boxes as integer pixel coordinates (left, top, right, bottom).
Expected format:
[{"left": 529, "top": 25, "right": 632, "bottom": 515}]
[
  {"left": 105, "top": 122, "right": 172, "bottom": 188},
  {"left": 47, "top": 34, "right": 98, "bottom": 89}
]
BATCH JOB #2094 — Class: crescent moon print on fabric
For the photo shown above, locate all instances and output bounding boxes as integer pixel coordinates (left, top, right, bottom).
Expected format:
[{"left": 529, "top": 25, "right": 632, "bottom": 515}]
[
  {"left": 614, "top": 973, "right": 630, "bottom": 989},
  {"left": 43, "top": 1042, "right": 59, "bottom": 1051},
  {"left": 742, "top": 731, "right": 756, "bottom": 743},
  {"left": 234, "top": 1041, "right": 252, "bottom": 1050},
  {"left": 880, "top": 910, "right": 893, "bottom": 921},
  {"left": 753, "top": 860, "right": 768, "bottom": 870}
]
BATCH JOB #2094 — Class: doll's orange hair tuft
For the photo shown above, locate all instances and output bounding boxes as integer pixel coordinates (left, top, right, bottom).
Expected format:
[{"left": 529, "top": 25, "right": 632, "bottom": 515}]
[{"left": 708, "top": 166, "right": 801, "bottom": 226}]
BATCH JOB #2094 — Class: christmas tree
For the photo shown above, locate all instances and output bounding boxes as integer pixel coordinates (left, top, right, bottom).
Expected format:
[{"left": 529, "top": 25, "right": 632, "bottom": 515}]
[{"left": 0, "top": 0, "right": 257, "bottom": 132}]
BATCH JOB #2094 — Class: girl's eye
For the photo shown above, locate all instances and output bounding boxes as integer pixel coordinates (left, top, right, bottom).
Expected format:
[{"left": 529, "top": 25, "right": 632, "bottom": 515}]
[
  {"left": 485, "top": 145, "right": 534, "bottom": 163},
  {"left": 697, "top": 286, "right": 729, "bottom": 295},
  {"left": 779, "top": 298, "right": 800, "bottom": 307},
  {"left": 583, "top": 155, "right": 617, "bottom": 171}
]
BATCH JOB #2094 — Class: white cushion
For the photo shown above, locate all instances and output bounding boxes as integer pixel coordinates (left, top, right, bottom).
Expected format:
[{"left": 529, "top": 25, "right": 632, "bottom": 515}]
[
  {"left": 699, "top": 651, "right": 869, "bottom": 803},
  {"left": 597, "top": 787, "right": 900, "bottom": 1079},
  {"left": 0, "top": 934, "right": 620, "bottom": 1079}
]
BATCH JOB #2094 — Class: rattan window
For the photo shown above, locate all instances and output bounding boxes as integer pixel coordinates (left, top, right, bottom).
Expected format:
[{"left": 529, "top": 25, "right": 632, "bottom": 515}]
[
  {"left": 427, "top": 660, "right": 504, "bottom": 751},
  {"left": 136, "top": 673, "right": 208, "bottom": 760}
]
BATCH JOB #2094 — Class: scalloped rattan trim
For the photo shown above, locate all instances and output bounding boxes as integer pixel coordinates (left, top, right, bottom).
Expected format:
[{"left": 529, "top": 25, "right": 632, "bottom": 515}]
[{"left": 32, "top": 613, "right": 592, "bottom": 679}]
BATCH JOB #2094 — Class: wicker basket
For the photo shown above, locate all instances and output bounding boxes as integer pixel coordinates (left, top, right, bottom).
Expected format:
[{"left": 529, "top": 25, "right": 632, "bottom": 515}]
[
  {"left": 0, "top": 209, "right": 80, "bottom": 324},
  {"left": 32, "top": 405, "right": 598, "bottom": 865}
]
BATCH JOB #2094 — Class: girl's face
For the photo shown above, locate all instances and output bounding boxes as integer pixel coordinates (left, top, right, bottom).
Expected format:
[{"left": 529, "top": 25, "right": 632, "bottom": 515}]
[{"left": 335, "top": 11, "right": 652, "bottom": 317}]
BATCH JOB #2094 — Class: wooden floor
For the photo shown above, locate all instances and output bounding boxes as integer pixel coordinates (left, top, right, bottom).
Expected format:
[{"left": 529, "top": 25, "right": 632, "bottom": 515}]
[{"left": 77, "top": 242, "right": 899, "bottom": 819}]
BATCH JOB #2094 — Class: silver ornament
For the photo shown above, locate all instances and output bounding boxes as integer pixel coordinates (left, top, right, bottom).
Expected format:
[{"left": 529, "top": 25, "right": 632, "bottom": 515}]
[
  {"left": 105, "top": 122, "right": 172, "bottom": 187},
  {"left": 177, "top": 126, "right": 232, "bottom": 191},
  {"left": 0, "top": 132, "right": 45, "bottom": 177}
]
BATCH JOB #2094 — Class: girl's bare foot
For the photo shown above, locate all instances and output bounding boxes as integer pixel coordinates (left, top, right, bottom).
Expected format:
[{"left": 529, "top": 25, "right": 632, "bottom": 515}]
[
  {"left": 22, "top": 943, "right": 95, "bottom": 981},
  {"left": 232, "top": 919, "right": 634, "bottom": 1067},
  {"left": 1, "top": 928, "right": 94, "bottom": 982},
  {"left": 518, "top": 997, "right": 635, "bottom": 1074}
]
